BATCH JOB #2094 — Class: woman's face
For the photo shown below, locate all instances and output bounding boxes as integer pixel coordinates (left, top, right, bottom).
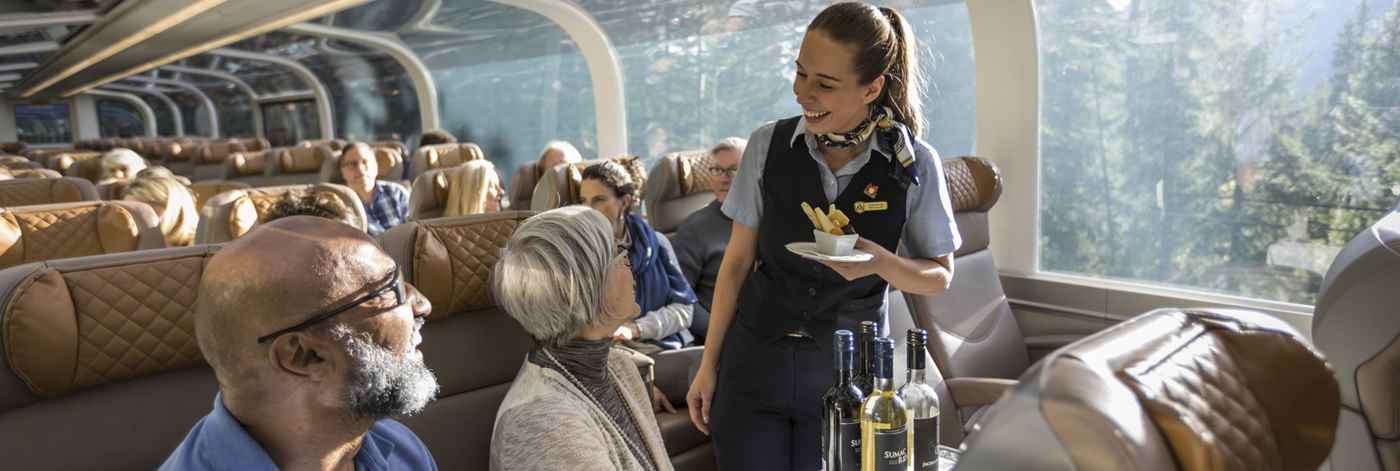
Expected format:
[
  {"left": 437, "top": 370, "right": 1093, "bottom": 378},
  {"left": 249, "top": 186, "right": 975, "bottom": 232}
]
[
  {"left": 793, "top": 29, "right": 885, "bottom": 135},
  {"left": 580, "top": 179, "right": 627, "bottom": 234},
  {"left": 601, "top": 247, "right": 640, "bottom": 325},
  {"left": 484, "top": 174, "right": 504, "bottom": 212}
]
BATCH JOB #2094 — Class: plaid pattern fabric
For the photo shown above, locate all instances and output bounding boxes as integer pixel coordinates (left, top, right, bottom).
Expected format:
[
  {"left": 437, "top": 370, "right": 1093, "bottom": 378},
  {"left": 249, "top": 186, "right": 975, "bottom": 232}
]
[{"left": 364, "top": 181, "right": 409, "bottom": 236}]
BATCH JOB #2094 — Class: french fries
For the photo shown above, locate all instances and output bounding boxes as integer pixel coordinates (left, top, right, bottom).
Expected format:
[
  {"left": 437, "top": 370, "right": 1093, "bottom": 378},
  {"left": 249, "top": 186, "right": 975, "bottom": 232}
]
[{"left": 802, "top": 202, "right": 855, "bottom": 235}]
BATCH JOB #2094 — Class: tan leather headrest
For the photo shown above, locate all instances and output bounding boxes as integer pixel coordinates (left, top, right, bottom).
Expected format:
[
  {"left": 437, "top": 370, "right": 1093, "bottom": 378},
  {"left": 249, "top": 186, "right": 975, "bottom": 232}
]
[
  {"left": 944, "top": 157, "right": 1002, "bottom": 212},
  {"left": 230, "top": 151, "right": 268, "bottom": 177},
  {"left": 0, "top": 202, "right": 159, "bottom": 269},
  {"left": 0, "top": 178, "right": 95, "bottom": 207},
  {"left": 47, "top": 152, "right": 102, "bottom": 173},
  {"left": 278, "top": 146, "right": 331, "bottom": 174},
  {"left": 421, "top": 143, "right": 483, "bottom": 171},
  {"left": 301, "top": 139, "right": 347, "bottom": 152},
  {"left": 673, "top": 150, "right": 718, "bottom": 195},
  {"left": 188, "top": 181, "right": 250, "bottom": 211},
  {"left": 375, "top": 147, "right": 403, "bottom": 172},
  {"left": 1, "top": 249, "right": 212, "bottom": 397},
  {"left": 410, "top": 212, "right": 530, "bottom": 320},
  {"left": 199, "top": 142, "right": 245, "bottom": 164},
  {"left": 199, "top": 183, "right": 367, "bottom": 244},
  {"left": 8, "top": 169, "right": 61, "bottom": 179}
]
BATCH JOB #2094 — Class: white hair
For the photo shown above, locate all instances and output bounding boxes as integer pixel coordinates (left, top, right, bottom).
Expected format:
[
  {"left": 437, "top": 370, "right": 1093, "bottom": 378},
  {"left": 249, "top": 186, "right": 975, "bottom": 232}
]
[
  {"left": 539, "top": 140, "right": 582, "bottom": 166},
  {"left": 711, "top": 137, "right": 747, "bottom": 157},
  {"left": 100, "top": 148, "right": 147, "bottom": 181},
  {"left": 492, "top": 206, "right": 615, "bottom": 345}
]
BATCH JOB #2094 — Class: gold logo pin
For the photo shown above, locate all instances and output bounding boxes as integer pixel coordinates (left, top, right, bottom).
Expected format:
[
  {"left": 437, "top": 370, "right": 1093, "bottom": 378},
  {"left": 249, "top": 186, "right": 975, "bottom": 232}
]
[{"left": 864, "top": 183, "right": 879, "bottom": 199}]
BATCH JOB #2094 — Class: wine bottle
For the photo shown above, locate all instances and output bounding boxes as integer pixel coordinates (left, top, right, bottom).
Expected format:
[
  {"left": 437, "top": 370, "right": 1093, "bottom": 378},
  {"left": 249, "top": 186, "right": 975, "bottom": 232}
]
[
  {"left": 853, "top": 320, "right": 878, "bottom": 397},
  {"left": 898, "top": 329, "right": 941, "bottom": 471},
  {"left": 862, "top": 337, "right": 911, "bottom": 471},
  {"left": 822, "top": 330, "right": 864, "bottom": 471}
]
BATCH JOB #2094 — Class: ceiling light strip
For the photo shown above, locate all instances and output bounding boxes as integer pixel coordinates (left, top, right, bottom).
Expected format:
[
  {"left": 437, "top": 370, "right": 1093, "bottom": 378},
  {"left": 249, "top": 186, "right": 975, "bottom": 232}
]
[
  {"left": 0, "top": 62, "right": 39, "bottom": 72},
  {"left": 21, "top": 0, "right": 230, "bottom": 98},
  {"left": 60, "top": 0, "right": 371, "bottom": 98}
]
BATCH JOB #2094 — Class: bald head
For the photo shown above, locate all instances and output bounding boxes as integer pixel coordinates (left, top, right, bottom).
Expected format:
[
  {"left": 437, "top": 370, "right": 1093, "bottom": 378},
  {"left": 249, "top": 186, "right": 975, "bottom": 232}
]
[{"left": 196, "top": 216, "right": 396, "bottom": 386}]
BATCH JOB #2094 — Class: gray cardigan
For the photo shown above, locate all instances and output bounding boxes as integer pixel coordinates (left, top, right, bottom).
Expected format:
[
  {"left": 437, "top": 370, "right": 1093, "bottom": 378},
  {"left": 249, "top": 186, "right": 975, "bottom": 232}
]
[{"left": 490, "top": 348, "right": 675, "bottom": 471}]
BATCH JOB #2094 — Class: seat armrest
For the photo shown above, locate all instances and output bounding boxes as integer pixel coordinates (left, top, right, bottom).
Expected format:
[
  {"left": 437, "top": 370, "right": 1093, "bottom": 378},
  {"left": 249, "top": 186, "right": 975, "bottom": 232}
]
[
  {"left": 653, "top": 346, "right": 704, "bottom": 405},
  {"left": 946, "top": 377, "right": 1017, "bottom": 408}
]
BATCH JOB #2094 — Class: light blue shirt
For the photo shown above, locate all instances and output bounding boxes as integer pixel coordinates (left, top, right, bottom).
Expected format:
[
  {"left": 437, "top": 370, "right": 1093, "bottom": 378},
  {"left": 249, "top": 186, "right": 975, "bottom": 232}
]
[
  {"left": 721, "top": 117, "right": 962, "bottom": 259},
  {"left": 160, "top": 393, "right": 437, "bottom": 471}
]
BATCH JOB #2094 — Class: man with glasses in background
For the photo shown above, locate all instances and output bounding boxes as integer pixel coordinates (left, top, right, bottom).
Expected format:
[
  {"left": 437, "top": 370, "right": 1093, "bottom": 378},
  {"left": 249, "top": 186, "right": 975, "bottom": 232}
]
[
  {"left": 162, "top": 216, "right": 439, "bottom": 471},
  {"left": 670, "top": 137, "right": 747, "bottom": 345}
]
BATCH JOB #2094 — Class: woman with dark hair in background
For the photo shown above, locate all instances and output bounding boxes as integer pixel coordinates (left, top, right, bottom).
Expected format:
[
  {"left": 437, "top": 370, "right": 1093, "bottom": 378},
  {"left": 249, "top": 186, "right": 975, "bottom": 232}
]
[{"left": 685, "top": 3, "right": 962, "bottom": 470}]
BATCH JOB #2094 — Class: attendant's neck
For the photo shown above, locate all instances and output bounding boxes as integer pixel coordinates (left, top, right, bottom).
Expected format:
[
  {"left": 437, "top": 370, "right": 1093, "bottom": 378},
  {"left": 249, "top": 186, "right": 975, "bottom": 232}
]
[
  {"left": 817, "top": 139, "right": 870, "bottom": 173},
  {"left": 225, "top": 389, "right": 374, "bottom": 471}
]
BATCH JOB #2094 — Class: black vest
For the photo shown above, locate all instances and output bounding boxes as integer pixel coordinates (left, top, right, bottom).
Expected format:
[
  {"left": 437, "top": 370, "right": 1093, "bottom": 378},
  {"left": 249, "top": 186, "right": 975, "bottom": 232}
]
[{"left": 736, "top": 117, "right": 909, "bottom": 342}]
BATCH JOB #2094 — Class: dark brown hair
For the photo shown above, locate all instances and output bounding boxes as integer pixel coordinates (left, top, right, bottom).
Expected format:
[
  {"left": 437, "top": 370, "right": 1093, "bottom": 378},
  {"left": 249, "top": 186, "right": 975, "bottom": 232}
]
[
  {"left": 418, "top": 129, "right": 457, "bottom": 147},
  {"left": 580, "top": 157, "right": 647, "bottom": 210},
  {"left": 808, "top": 2, "right": 924, "bottom": 136}
]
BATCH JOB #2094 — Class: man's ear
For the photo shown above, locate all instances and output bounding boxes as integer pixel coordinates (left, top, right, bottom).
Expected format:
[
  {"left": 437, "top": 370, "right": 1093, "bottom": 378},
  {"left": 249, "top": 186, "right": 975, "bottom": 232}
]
[{"left": 268, "top": 333, "right": 338, "bottom": 382}]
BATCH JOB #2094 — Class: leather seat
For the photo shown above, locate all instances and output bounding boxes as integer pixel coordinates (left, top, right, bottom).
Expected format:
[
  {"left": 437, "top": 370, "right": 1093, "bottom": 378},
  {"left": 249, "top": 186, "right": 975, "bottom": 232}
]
[
  {"left": 507, "top": 162, "right": 541, "bottom": 212},
  {"left": 318, "top": 145, "right": 406, "bottom": 185},
  {"left": 259, "top": 145, "right": 336, "bottom": 186},
  {"left": 528, "top": 156, "right": 641, "bottom": 211},
  {"left": 6, "top": 169, "right": 62, "bottom": 179},
  {"left": 0, "top": 142, "right": 25, "bottom": 154},
  {"left": 0, "top": 156, "right": 38, "bottom": 171},
  {"left": 1312, "top": 208, "right": 1400, "bottom": 471},
  {"left": 957, "top": 308, "right": 1340, "bottom": 471},
  {"left": 44, "top": 151, "right": 102, "bottom": 176},
  {"left": 0, "top": 201, "right": 166, "bottom": 269},
  {"left": 299, "top": 138, "right": 348, "bottom": 153},
  {"left": 63, "top": 157, "right": 108, "bottom": 184},
  {"left": 0, "top": 177, "right": 99, "bottom": 207},
  {"left": 193, "top": 141, "right": 248, "bottom": 181},
  {"left": 407, "top": 168, "right": 453, "bottom": 220},
  {"left": 188, "top": 181, "right": 251, "bottom": 212},
  {"left": 641, "top": 149, "right": 717, "bottom": 236},
  {"left": 195, "top": 183, "right": 367, "bottom": 244},
  {"left": 0, "top": 245, "right": 222, "bottom": 470},
  {"left": 218, "top": 150, "right": 275, "bottom": 185},
  {"left": 409, "top": 143, "right": 483, "bottom": 180},
  {"left": 237, "top": 137, "right": 271, "bottom": 152}
]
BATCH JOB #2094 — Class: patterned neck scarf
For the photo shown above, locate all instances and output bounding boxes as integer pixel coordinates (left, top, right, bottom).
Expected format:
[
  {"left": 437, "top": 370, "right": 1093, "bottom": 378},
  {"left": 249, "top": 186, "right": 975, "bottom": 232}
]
[{"left": 813, "top": 106, "right": 922, "bottom": 186}]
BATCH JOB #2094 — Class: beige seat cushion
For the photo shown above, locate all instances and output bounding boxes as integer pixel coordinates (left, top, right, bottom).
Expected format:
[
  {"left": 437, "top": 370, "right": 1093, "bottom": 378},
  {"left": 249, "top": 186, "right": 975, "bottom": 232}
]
[
  {"left": 195, "top": 183, "right": 367, "bottom": 244},
  {"left": 277, "top": 146, "right": 334, "bottom": 175},
  {"left": 0, "top": 201, "right": 166, "bottom": 269},
  {"left": 8, "top": 169, "right": 63, "bottom": 180},
  {"left": 409, "top": 143, "right": 484, "bottom": 179},
  {"left": 188, "top": 181, "right": 250, "bottom": 212},
  {"left": 642, "top": 149, "right": 717, "bottom": 234},
  {"left": 0, "top": 178, "right": 99, "bottom": 207},
  {"left": 198, "top": 142, "right": 246, "bottom": 165}
]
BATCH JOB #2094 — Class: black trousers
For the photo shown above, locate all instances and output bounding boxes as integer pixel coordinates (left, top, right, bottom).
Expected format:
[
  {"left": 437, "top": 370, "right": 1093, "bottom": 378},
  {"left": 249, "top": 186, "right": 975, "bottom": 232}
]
[{"left": 710, "top": 322, "right": 832, "bottom": 471}]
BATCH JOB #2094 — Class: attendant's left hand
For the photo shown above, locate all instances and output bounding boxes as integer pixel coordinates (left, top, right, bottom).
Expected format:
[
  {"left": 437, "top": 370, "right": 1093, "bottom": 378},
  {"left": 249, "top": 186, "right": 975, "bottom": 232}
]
[{"left": 817, "top": 237, "right": 890, "bottom": 281}]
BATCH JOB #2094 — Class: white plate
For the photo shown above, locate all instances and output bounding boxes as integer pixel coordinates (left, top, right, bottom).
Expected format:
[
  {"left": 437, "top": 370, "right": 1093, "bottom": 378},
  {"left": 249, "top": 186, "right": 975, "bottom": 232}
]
[{"left": 785, "top": 242, "right": 874, "bottom": 263}]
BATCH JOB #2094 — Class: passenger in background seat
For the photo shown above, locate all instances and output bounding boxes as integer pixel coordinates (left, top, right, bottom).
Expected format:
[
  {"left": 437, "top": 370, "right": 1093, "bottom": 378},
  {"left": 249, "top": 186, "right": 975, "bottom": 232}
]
[
  {"left": 670, "top": 137, "right": 747, "bottom": 344},
  {"left": 98, "top": 148, "right": 147, "bottom": 185},
  {"left": 538, "top": 140, "right": 582, "bottom": 170},
  {"left": 418, "top": 129, "right": 456, "bottom": 147},
  {"left": 490, "top": 206, "right": 674, "bottom": 471},
  {"left": 120, "top": 176, "right": 199, "bottom": 246},
  {"left": 341, "top": 143, "right": 410, "bottom": 236},
  {"left": 162, "top": 217, "right": 439, "bottom": 470},
  {"left": 265, "top": 190, "right": 356, "bottom": 227},
  {"left": 443, "top": 160, "right": 505, "bottom": 216},
  {"left": 580, "top": 160, "right": 698, "bottom": 351}
]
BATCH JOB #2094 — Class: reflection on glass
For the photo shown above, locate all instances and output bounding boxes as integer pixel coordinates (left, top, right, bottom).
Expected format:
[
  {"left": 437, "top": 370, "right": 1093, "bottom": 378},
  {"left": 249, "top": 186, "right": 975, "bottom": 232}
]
[
  {"left": 139, "top": 94, "right": 177, "bottom": 137},
  {"left": 263, "top": 100, "right": 322, "bottom": 147},
  {"left": 1038, "top": 0, "right": 1400, "bottom": 305},
  {"left": 15, "top": 103, "right": 71, "bottom": 144},
  {"left": 205, "top": 85, "right": 256, "bottom": 138},
  {"left": 97, "top": 98, "right": 145, "bottom": 138}
]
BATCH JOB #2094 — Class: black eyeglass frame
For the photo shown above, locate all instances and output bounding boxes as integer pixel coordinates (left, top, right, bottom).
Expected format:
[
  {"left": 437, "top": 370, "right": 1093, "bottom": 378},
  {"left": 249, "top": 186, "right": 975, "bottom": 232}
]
[
  {"left": 255, "top": 264, "right": 406, "bottom": 344},
  {"left": 708, "top": 165, "right": 740, "bottom": 177}
]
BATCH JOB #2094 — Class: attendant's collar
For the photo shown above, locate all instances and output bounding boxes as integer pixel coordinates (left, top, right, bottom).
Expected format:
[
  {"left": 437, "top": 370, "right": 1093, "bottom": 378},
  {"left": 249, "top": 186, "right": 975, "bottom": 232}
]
[{"left": 790, "top": 116, "right": 893, "bottom": 162}]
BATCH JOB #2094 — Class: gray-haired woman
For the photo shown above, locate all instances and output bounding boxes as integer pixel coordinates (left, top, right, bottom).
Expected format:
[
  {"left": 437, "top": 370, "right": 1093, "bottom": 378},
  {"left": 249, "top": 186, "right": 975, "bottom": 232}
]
[{"left": 489, "top": 206, "right": 674, "bottom": 471}]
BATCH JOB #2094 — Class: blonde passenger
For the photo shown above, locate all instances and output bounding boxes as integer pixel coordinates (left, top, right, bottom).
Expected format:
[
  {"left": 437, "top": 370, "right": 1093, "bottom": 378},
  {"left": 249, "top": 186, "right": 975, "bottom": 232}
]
[
  {"left": 99, "top": 148, "right": 147, "bottom": 185},
  {"left": 443, "top": 160, "right": 505, "bottom": 217},
  {"left": 121, "top": 176, "right": 199, "bottom": 247}
]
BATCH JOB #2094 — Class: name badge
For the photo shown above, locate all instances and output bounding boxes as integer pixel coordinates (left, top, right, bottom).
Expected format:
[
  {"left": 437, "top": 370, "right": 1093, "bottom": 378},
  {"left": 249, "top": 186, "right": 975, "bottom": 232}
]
[{"left": 854, "top": 201, "right": 888, "bottom": 214}]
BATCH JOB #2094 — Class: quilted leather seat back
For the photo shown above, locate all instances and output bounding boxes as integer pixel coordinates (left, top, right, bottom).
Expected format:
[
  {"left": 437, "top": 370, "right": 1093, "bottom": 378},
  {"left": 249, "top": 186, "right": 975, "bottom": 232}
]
[
  {"left": 0, "top": 201, "right": 167, "bottom": 269},
  {"left": 376, "top": 211, "right": 535, "bottom": 471},
  {"left": 195, "top": 183, "right": 367, "bottom": 244},
  {"left": 529, "top": 156, "right": 645, "bottom": 211},
  {"left": 0, "top": 246, "right": 220, "bottom": 470},
  {"left": 957, "top": 308, "right": 1341, "bottom": 471},
  {"left": 0, "top": 177, "right": 98, "bottom": 207},
  {"left": 642, "top": 149, "right": 717, "bottom": 234},
  {"left": 409, "top": 143, "right": 483, "bottom": 179}
]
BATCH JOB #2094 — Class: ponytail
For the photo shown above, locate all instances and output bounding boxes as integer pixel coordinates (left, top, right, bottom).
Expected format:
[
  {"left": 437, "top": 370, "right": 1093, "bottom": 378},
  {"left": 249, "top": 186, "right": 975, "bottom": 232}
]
[{"left": 809, "top": 2, "right": 925, "bottom": 137}]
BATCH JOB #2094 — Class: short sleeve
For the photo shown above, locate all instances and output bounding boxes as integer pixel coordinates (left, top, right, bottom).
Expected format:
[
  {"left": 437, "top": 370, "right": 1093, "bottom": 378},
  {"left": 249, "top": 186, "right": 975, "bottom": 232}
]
[
  {"left": 720, "top": 122, "right": 775, "bottom": 230},
  {"left": 900, "top": 142, "right": 961, "bottom": 259}
]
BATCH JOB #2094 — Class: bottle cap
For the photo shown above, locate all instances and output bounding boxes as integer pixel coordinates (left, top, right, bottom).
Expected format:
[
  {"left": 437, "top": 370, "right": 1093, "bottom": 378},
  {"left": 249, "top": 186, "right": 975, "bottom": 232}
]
[{"left": 874, "top": 337, "right": 895, "bottom": 379}]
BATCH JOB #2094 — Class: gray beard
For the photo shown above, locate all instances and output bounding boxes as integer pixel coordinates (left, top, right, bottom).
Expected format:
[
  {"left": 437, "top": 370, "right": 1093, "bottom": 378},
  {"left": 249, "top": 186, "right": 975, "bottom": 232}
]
[{"left": 333, "top": 324, "right": 439, "bottom": 420}]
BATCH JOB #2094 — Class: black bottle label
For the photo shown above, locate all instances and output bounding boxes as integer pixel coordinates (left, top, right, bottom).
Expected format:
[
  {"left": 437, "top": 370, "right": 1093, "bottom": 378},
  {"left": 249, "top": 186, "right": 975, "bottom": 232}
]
[
  {"left": 838, "top": 420, "right": 860, "bottom": 470},
  {"left": 914, "top": 416, "right": 940, "bottom": 470},
  {"left": 873, "top": 426, "right": 909, "bottom": 471}
]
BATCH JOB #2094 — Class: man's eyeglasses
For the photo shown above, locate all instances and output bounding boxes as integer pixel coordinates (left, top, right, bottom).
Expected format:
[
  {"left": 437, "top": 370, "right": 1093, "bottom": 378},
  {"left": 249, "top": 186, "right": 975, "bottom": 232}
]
[
  {"left": 256, "top": 264, "right": 406, "bottom": 344},
  {"left": 708, "top": 165, "right": 740, "bottom": 177}
]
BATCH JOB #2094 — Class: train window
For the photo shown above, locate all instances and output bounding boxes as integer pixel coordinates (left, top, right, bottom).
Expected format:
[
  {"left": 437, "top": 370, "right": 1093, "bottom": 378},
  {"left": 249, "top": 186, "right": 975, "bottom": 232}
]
[
  {"left": 263, "top": 99, "right": 322, "bottom": 147},
  {"left": 586, "top": 0, "right": 977, "bottom": 167},
  {"left": 210, "top": 57, "right": 310, "bottom": 96},
  {"left": 138, "top": 94, "right": 177, "bottom": 137},
  {"left": 406, "top": 1, "right": 599, "bottom": 178},
  {"left": 203, "top": 85, "right": 256, "bottom": 138},
  {"left": 96, "top": 98, "right": 144, "bottom": 138},
  {"left": 14, "top": 103, "right": 72, "bottom": 144},
  {"left": 168, "top": 91, "right": 212, "bottom": 137},
  {"left": 1037, "top": 0, "right": 1400, "bottom": 305}
]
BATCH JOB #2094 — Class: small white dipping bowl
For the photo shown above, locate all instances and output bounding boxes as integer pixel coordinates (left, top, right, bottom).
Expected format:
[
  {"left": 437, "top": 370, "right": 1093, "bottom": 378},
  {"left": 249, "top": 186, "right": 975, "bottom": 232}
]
[{"left": 814, "top": 229, "right": 859, "bottom": 256}]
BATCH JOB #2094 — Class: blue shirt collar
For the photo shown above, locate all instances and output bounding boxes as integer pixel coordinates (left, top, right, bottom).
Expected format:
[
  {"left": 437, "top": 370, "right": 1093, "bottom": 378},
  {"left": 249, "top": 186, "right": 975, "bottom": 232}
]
[
  {"left": 789, "top": 116, "right": 893, "bottom": 162},
  {"left": 196, "top": 393, "right": 399, "bottom": 471}
]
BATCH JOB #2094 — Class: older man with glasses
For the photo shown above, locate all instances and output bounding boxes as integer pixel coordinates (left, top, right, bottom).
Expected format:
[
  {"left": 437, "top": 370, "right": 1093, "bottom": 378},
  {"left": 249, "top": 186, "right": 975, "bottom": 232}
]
[
  {"left": 162, "top": 216, "right": 439, "bottom": 471},
  {"left": 669, "top": 137, "right": 746, "bottom": 344}
]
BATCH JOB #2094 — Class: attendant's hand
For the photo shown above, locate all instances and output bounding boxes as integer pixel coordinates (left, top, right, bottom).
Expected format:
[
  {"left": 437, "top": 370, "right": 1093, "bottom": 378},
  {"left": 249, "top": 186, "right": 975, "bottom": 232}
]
[
  {"left": 651, "top": 385, "right": 678, "bottom": 414},
  {"left": 612, "top": 322, "right": 641, "bottom": 341},
  {"left": 686, "top": 362, "right": 717, "bottom": 435},
  {"left": 816, "top": 237, "right": 890, "bottom": 281}
]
